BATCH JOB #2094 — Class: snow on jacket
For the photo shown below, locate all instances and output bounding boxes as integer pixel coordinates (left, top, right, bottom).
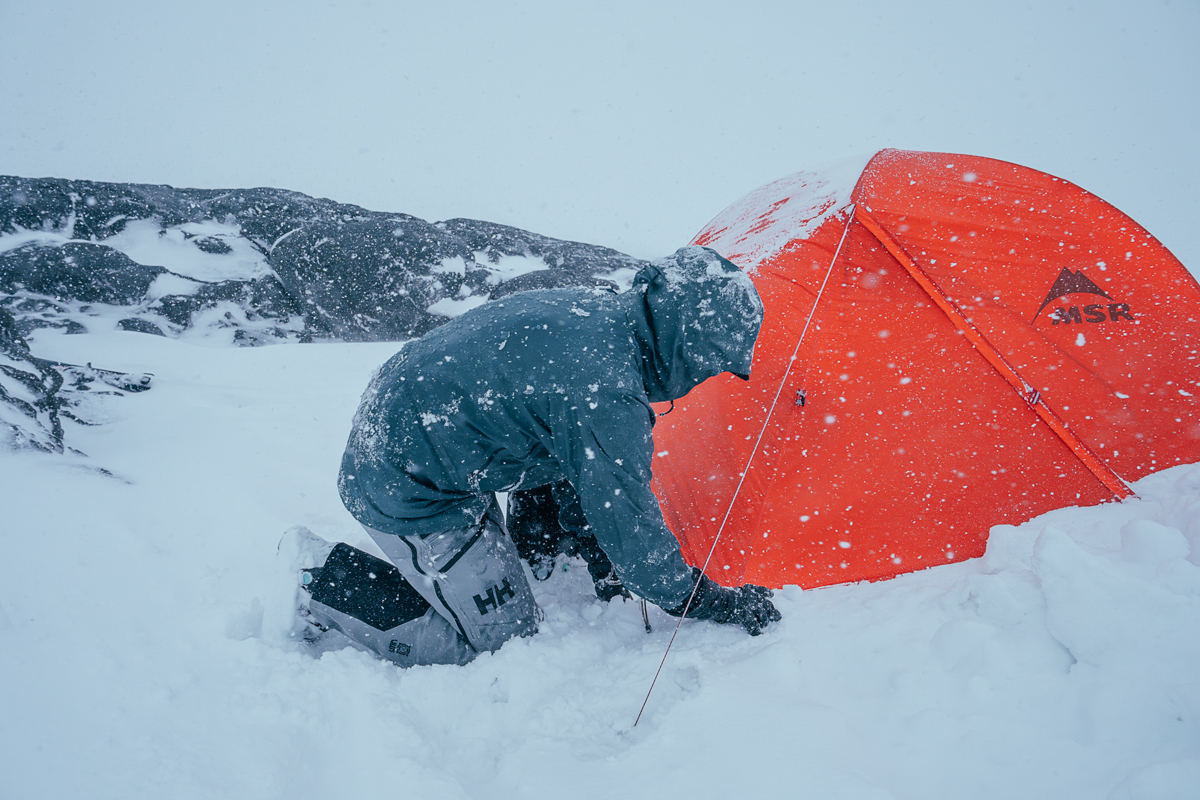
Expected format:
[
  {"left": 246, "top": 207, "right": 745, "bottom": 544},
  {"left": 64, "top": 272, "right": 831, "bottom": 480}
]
[{"left": 338, "top": 245, "right": 763, "bottom": 609}]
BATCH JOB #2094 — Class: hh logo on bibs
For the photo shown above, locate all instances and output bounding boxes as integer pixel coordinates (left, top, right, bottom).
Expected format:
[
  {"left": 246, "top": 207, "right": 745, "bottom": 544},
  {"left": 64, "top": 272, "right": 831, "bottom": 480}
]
[{"left": 473, "top": 578, "right": 516, "bottom": 616}]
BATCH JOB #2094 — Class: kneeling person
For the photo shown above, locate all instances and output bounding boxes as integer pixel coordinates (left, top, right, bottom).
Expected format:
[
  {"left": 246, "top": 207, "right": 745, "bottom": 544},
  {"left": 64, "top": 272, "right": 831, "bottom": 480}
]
[{"left": 310, "top": 246, "right": 781, "bottom": 665}]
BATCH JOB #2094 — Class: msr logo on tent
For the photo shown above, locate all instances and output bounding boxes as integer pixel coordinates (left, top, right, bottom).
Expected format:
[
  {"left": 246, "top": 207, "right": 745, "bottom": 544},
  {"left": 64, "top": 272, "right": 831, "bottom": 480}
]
[{"left": 1033, "top": 267, "right": 1134, "bottom": 325}]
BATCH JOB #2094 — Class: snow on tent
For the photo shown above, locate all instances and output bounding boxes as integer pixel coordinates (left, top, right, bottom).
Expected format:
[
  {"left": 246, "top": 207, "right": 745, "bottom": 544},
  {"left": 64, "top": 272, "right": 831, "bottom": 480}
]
[{"left": 650, "top": 149, "right": 1200, "bottom": 590}]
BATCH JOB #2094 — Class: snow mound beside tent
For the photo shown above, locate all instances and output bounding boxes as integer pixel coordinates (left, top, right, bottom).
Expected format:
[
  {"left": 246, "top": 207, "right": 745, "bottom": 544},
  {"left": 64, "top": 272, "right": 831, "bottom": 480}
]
[{"left": 0, "top": 329, "right": 1197, "bottom": 799}]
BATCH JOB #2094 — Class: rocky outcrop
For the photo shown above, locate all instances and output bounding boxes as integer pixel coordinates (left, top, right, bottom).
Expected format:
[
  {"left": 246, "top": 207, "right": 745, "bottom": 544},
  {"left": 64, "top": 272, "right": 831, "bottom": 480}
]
[
  {"left": 0, "top": 177, "right": 644, "bottom": 343},
  {"left": 0, "top": 305, "right": 63, "bottom": 451},
  {"left": 0, "top": 176, "right": 648, "bottom": 450}
]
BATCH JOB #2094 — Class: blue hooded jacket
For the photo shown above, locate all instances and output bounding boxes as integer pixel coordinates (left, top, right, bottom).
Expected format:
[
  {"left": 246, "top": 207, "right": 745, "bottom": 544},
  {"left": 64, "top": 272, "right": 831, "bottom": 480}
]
[{"left": 338, "top": 246, "right": 763, "bottom": 608}]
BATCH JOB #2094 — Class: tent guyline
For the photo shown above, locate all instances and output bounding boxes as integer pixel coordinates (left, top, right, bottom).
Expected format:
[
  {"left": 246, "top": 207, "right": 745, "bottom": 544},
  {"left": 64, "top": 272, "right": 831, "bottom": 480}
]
[{"left": 633, "top": 205, "right": 858, "bottom": 727}]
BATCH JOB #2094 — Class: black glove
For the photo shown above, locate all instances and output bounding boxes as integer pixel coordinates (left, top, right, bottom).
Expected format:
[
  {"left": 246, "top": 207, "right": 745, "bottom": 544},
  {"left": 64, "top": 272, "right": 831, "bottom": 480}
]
[
  {"left": 509, "top": 481, "right": 632, "bottom": 602},
  {"left": 664, "top": 568, "right": 782, "bottom": 635},
  {"left": 575, "top": 531, "right": 631, "bottom": 602},
  {"left": 507, "top": 485, "right": 567, "bottom": 579}
]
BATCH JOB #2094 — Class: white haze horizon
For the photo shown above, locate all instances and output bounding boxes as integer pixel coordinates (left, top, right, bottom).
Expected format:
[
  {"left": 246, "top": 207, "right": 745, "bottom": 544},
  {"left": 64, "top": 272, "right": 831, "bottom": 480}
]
[{"left": 1, "top": 0, "right": 1196, "bottom": 270}]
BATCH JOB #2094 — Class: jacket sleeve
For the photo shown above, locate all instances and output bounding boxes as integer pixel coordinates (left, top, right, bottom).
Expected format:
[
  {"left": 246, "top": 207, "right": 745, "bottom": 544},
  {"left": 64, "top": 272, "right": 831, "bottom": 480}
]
[{"left": 545, "top": 389, "right": 695, "bottom": 609}]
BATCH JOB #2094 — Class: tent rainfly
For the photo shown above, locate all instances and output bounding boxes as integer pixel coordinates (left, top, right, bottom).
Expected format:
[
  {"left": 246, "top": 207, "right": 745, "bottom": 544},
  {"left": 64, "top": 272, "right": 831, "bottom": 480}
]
[{"left": 650, "top": 149, "right": 1200, "bottom": 590}]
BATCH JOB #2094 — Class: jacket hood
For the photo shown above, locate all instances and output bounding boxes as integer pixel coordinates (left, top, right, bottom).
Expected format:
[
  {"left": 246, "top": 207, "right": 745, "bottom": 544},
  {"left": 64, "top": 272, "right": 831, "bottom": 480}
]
[{"left": 623, "top": 245, "right": 764, "bottom": 403}]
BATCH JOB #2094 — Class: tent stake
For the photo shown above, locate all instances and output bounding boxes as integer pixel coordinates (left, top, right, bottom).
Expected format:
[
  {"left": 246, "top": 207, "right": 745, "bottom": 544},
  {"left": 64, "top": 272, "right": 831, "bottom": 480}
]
[{"left": 633, "top": 204, "right": 857, "bottom": 726}]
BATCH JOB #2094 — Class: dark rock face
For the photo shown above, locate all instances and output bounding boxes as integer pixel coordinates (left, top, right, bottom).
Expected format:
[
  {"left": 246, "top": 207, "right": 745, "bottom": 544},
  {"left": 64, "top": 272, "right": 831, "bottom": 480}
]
[
  {"left": 0, "top": 241, "right": 164, "bottom": 305},
  {"left": 0, "top": 175, "right": 649, "bottom": 450},
  {"left": 0, "top": 176, "right": 644, "bottom": 343}
]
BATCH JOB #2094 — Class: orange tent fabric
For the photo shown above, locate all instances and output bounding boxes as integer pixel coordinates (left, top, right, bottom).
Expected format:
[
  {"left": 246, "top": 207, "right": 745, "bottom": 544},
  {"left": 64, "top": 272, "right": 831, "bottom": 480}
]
[{"left": 650, "top": 149, "right": 1200, "bottom": 589}]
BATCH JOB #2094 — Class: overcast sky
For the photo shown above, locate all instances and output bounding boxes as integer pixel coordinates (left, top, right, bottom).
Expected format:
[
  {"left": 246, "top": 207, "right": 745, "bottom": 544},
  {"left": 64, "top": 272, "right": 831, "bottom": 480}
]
[{"left": 2, "top": 0, "right": 1196, "bottom": 268}]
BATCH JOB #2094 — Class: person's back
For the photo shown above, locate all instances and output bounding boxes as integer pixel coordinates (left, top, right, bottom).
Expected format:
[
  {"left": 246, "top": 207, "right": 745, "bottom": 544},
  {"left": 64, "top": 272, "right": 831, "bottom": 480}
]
[{"left": 338, "top": 285, "right": 649, "bottom": 537}]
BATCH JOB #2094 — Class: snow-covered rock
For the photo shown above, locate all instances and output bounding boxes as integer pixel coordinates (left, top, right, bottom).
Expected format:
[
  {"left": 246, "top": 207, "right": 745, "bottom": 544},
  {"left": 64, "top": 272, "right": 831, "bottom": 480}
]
[
  {"left": 0, "top": 305, "right": 62, "bottom": 451},
  {"left": 0, "top": 176, "right": 646, "bottom": 452},
  {"left": 0, "top": 176, "right": 644, "bottom": 345}
]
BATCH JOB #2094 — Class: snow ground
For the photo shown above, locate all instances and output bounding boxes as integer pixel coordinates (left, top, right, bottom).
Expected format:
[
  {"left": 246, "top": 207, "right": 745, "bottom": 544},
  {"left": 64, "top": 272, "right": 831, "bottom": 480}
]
[{"left": 1, "top": 328, "right": 1198, "bottom": 799}]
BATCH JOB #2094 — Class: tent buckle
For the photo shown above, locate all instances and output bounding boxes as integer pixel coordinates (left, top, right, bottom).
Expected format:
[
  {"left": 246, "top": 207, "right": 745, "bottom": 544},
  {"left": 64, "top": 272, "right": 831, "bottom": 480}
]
[{"left": 795, "top": 390, "right": 806, "bottom": 408}]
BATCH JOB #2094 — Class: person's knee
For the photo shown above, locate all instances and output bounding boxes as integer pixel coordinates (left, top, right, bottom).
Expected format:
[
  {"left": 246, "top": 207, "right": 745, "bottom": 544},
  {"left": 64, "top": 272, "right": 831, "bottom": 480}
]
[{"left": 302, "top": 543, "right": 478, "bottom": 667}]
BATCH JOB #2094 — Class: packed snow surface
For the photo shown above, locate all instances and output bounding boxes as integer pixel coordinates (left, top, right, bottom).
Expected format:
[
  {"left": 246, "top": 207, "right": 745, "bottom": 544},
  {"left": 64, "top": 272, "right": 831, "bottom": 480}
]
[{"left": 1, "top": 329, "right": 1198, "bottom": 799}]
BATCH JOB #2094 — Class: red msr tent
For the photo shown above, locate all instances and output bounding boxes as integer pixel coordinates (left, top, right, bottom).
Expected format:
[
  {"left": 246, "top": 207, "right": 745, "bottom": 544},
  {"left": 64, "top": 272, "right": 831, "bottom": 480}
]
[{"left": 650, "top": 149, "right": 1200, "bottom": 590}]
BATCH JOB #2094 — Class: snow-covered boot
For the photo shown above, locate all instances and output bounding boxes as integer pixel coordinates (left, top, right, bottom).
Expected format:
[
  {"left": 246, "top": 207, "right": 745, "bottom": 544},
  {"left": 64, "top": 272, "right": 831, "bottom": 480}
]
[
  {"left": 302, "top": 542, "right": 477, "bottom": 667},
  {"left": 279, "top": 525, "right": 337, "bottom": 572},
  {"left": 274, "top": 525, "right": 339, "bottom": 641}
]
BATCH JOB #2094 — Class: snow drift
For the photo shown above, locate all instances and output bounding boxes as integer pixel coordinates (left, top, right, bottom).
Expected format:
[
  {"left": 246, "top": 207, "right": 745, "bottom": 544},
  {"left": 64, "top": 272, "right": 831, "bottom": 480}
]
[{"left": 0, "top": 328, "right": 1198, "bottom": 799}]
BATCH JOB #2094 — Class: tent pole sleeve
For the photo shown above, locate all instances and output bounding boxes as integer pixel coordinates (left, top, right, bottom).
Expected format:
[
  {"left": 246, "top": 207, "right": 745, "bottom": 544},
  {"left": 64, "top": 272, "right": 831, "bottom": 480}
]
[{"left": 853, "top": 206, "right": 1134, "bottom": 501}]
